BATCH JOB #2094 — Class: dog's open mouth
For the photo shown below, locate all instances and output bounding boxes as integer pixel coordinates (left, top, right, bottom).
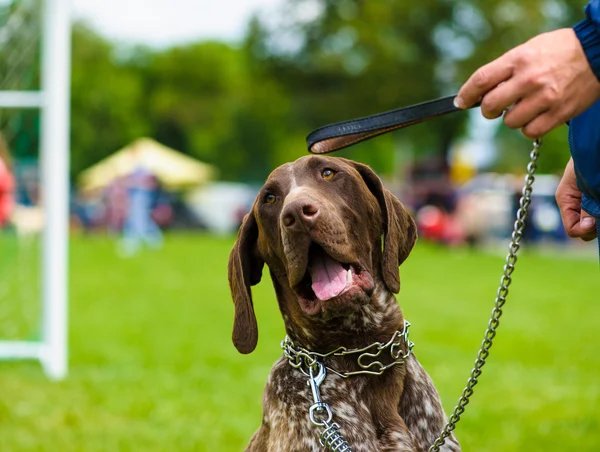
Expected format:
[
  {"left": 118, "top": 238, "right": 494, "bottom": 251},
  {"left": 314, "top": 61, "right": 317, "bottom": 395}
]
[{"left": 293, "top": 243, "right": 373, "bottom": 317}]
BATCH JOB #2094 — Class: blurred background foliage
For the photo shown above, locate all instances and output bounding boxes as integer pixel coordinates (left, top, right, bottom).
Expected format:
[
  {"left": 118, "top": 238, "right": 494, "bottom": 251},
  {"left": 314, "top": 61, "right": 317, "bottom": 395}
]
[{"left": 0, "top": 0, "right": 588, "bottom": 180}]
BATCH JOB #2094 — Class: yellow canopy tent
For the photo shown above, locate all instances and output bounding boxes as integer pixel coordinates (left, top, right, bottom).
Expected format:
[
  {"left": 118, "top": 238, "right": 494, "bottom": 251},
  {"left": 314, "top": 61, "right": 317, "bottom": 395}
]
[{"left": 79, "top": 138, "right": 216, "bottom": 191}]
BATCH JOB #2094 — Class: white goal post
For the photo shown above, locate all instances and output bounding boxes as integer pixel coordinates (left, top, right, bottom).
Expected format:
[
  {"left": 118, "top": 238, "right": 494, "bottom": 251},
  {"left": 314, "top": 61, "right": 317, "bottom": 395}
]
[{"left": 0, "top": 0, "right": 71, "bottom": 380}]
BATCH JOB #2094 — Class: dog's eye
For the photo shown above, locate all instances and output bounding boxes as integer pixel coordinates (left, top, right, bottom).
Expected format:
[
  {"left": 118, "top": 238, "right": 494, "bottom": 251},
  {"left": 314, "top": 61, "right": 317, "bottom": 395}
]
[
  {"left": 265, "top": 193, "right": 276, "bottom": 204},
  {"left": 321, "top": 169, "right": 336, "bottom": 180}
]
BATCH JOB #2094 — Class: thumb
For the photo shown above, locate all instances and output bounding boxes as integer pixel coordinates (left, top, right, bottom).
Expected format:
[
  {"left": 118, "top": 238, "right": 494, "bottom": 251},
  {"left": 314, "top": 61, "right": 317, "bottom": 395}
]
[
  {"left": 580, "top": 210, "right": 596, "bottom": 232},
  {"left": 578, "top": 210, "right": 597, "bottom": 242}
]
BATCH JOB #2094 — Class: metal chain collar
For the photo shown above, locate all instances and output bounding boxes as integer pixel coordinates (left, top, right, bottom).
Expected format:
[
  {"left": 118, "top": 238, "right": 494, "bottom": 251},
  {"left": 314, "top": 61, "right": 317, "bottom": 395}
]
[
  {"left": 428, "top": 139, "right": 541, "bottom": 452},
  {"left": 281, "top": 320, "right": 414, "bottom": 379}
]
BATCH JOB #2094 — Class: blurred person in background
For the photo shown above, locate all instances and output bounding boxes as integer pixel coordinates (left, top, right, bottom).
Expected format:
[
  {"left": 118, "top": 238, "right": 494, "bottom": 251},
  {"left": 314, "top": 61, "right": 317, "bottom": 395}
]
[
  {"left": 104, "top": 177, "right": 128, "bottom": 235},
  {"left": 120, "top": 166, "right": 163, "bottom": 256},
  {"left": 0, "top": 133, "right": 15, "bottom": 229},
  {"left": 456, "top": 0, "right": 600, "bottom": 243}
]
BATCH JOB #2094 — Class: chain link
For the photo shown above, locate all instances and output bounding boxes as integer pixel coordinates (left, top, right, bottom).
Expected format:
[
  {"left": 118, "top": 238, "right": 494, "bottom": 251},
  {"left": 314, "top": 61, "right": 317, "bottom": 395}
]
[{"left": 428, "top": 139, "right": 541, "bottom": 452}]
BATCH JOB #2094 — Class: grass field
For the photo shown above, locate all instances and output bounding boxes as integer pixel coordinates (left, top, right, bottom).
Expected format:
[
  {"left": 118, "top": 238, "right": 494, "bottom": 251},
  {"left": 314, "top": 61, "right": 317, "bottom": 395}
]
[{"left": 0, "top": 233, "right": 599, "bottom": 451}]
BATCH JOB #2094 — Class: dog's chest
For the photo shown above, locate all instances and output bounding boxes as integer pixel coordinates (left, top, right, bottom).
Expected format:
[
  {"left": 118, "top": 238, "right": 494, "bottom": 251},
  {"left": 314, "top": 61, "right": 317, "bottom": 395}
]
[{"left": 262, "top": 358, "right": 414, "bottom": 452}]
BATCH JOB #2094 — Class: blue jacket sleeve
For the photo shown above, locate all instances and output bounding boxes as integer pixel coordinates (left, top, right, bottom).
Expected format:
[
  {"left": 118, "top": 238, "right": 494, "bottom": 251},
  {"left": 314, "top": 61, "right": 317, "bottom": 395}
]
[
  {"left": 569, "top": 1, "right": 600, "bottom": 217},
  {"left": 574, "top": 0, "right": 600, "bottom": 80}
]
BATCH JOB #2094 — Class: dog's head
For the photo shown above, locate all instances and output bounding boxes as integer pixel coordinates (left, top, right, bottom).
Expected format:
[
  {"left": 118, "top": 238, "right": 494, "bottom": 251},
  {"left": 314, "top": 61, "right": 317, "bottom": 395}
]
[{"left": 228, "top": 156, "right": 417, "bottom": 353}]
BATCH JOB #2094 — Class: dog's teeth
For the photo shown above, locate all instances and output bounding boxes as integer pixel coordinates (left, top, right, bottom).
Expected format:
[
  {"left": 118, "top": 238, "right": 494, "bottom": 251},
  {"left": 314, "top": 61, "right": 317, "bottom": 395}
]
[{"left": 347, "top": 268, "right": 353, "bottom": 283}]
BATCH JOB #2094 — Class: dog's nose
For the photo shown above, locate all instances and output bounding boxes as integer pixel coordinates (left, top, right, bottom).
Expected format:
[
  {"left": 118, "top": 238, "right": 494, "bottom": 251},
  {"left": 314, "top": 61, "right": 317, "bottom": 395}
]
[{"left": 282, "top": 199, "right": 320, "bottom": 229}]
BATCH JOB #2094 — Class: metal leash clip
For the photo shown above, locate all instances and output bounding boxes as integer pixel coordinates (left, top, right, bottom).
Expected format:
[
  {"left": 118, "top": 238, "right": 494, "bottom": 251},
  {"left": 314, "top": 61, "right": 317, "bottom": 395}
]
[
  {"left": 306, "top": 363, "right": 352, "bottom": 452},
  {"left": 308, "top": 363, "right": 332, "bottom": 426}
]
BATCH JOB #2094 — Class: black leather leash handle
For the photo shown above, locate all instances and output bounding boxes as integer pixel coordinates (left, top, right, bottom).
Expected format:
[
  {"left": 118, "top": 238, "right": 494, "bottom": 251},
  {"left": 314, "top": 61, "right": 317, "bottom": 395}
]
[{"left": 307, "top": 95, "right": 479, "bottom": 154}]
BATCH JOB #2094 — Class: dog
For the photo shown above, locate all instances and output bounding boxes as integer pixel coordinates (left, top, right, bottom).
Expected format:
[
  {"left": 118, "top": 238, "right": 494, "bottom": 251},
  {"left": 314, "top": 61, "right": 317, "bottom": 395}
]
[{"left": 228, "top": 156, "right": 460, "bottom": 451}]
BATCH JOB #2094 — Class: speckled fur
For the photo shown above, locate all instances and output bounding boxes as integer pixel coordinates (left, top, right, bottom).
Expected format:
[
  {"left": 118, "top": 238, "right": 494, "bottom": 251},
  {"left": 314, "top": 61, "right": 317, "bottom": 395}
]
[{"left": 228, "top": 156, "right": 461, "bottom": 451}]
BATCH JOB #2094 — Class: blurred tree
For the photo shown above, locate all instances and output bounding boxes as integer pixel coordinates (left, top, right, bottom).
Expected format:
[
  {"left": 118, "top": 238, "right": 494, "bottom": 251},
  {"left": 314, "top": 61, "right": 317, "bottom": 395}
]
[
  {"left": 70, "top": 22, "right": 150, "bottom": 176},
  {"left": 70, "top": 32, "right": 295, "bottom": 182},
  {"left": 135, "top": 40, "right": 291, "bottom": 181}
]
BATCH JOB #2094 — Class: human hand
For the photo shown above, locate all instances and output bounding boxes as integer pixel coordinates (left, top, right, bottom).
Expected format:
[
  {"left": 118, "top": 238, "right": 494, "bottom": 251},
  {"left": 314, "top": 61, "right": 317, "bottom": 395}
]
[
  {"left": 456, "top": 28, "right": 600, "bottom": 139},
  {"left": 555, "top": 158, "right": 597, "bottom": 241}
]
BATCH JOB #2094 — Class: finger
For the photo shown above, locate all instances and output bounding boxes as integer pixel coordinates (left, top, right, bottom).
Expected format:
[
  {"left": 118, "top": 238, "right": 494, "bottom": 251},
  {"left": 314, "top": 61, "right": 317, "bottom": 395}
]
[
  {"left": 479, "top": 80, "right": 525, "bottom": 120},
  {"left": 503, "top": 94, "right": 549, "bottom": 130},
  {"left": 559, "top": 204, "right": 582, "bottom": 234},
  {"left": 564, "top": 218, "right": 597, "bottom": 241},
  {"left": 555, "top": 178, "right": 585, "bottom": 237},
  {"left": 456, "top": 57, "right": 514, "bottom": 109},
  {"left": 520, "top": 109, "right": 564, "bottom": 139},
  {"left": 561, "top": 209, "right": 597, "bottom": 241}
]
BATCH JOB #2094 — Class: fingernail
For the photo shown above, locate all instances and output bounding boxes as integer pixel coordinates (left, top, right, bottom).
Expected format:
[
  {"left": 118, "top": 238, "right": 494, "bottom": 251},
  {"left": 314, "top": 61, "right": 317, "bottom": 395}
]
[
  {"left": 581, "top": 217, "right": 595, "bottom": 229},
  {"left": 453, "top": 96, "right": 465, "bottom": 109}
]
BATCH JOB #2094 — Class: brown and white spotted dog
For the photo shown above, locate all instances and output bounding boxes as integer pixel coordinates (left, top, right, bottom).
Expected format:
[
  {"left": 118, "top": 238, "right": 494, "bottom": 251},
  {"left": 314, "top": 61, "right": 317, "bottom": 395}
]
[{"left": 228, "top": 155, "right": 460, "bottom": 452}]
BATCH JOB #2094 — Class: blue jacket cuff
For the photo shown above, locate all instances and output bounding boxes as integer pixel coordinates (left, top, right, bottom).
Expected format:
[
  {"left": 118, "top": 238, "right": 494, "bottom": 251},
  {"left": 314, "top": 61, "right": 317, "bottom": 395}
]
[
  {"left": 574, "top": 18, "right": 600, "bottom": 80},
  {"left": 582, "top": 194, "right": 600, "bottom": 218}
]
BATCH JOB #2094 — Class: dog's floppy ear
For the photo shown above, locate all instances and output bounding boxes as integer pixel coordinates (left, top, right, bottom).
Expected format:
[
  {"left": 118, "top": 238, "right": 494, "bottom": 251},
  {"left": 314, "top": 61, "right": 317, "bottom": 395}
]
[
  {"left": 351, "top": 161, "right": 417, "bottom": 293},
  {"left": 228, "top": 210, "right": 264, "bottom": 354}
]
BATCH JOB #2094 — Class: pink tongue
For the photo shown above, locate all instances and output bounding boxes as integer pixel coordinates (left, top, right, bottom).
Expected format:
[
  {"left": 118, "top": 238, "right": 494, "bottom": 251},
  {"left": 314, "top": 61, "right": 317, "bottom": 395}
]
[{"left": 310, "top": 252, "right": 348, "bottom": 301}]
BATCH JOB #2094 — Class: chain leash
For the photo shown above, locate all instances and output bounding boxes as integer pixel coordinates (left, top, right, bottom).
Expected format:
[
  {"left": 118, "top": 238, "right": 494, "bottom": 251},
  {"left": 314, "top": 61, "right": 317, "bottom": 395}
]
[{"left": 428, "top": 139, "right": 541, "bottom": 452}]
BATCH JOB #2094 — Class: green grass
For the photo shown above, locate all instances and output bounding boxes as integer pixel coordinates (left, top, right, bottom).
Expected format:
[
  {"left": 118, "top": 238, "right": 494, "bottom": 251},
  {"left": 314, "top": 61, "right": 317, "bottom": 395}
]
[{"left": 0, "top": 234, "right": 598, "bottom": 451}]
